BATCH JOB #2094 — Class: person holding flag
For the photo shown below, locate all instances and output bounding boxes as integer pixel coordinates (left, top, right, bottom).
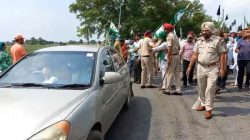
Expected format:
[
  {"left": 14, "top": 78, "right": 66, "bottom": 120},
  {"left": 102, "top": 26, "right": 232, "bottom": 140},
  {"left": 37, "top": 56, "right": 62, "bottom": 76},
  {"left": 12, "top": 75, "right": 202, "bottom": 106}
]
[{"left": 152, "top": 27, "right": 168, "bottom": 90}]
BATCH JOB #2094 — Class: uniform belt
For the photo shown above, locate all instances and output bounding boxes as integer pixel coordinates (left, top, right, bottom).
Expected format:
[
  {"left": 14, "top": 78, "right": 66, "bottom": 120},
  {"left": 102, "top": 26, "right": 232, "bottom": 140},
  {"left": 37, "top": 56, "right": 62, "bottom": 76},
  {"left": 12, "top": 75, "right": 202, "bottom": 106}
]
[
  {"left": 198, "top": 62, "right": 218, "bottom": 67},
  {"left": 172, "top": 53, "right": 178, "bottom": 55},
  {"left": 142, "top": 55, "right": 150, "bottom": 57}
]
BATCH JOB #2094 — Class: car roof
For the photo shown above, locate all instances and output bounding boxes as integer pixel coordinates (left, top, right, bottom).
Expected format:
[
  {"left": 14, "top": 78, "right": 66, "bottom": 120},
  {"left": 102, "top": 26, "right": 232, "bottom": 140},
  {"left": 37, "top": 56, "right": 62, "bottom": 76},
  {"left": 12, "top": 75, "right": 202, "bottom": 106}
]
[{"left": 35, "top": 45, "right": 101, "bottom": 53}]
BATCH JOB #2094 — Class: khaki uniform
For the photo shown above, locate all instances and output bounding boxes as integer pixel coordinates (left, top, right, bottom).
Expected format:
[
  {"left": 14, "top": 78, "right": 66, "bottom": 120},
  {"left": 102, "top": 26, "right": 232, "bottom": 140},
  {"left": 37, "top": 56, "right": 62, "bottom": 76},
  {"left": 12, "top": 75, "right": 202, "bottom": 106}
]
[
  {"left": 140, "top": 37, "right": 154, "bottom": 86},
  {"left": 194, "top": 35, "right": 226, "bottom": 111},
  {"left": 165, "top": 32, "right": 181, "bottom": 93}
]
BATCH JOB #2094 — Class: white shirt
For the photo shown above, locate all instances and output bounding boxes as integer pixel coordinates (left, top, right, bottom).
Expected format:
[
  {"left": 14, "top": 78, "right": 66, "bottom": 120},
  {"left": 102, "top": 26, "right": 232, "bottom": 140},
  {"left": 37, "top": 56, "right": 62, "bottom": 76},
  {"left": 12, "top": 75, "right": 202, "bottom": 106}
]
[
  {"left": 153, "top": 42, "right": 168, "bottom": 60},
  {"left": 134, "top": 39, "right": 143, "bottom": 54}
]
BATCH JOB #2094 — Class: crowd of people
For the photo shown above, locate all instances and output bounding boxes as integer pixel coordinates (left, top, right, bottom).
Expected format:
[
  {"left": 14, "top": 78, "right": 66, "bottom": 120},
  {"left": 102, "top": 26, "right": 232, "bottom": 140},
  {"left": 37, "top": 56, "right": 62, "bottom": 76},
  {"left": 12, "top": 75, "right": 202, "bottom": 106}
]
[
  {"left": 111, "top": 21, "right": 250, "bottom": 119},
  {"left": 1, "top": 22, "right": 250, "bottom": 120},
  {"left": 0, "top": 34, "right": 27, "bottom": 73}
]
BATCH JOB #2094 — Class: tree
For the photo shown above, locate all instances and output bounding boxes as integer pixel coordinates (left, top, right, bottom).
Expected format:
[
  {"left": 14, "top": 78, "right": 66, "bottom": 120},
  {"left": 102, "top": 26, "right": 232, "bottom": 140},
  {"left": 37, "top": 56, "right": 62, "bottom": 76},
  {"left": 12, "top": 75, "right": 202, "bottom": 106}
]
[
  {"left": 69, "top": 0, "right": 211, "bottom": 39},
  {"left": 25, "top": 37, "right": 55, "bottom": 45},
  {"left": 90, "top": 40, "right": 97, "bottom": 44},
  {"left": 79, "top": 39, "right": 83, "bottom": 43}
]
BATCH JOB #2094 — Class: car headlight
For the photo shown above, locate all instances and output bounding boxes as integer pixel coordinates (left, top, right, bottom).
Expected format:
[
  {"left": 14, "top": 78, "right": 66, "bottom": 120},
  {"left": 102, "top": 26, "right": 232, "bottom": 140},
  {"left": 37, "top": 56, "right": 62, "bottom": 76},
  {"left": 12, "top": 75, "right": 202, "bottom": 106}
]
[{"left": 29, "top": 121, "right": 71, "bottom": 140}]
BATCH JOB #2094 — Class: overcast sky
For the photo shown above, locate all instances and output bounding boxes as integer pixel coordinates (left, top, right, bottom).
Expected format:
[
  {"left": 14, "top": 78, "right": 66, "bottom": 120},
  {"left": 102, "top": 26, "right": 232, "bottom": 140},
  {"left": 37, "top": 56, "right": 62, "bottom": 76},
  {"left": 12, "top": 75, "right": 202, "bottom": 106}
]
[
  {"left": 0, "top": 0, "right": 81, "bottom": 42},
  {"left": 0, "top": 0, "right": 249, "bottom": 42},
  {"left": 200, "top": 0, "right": 249, "bottom": 32}
]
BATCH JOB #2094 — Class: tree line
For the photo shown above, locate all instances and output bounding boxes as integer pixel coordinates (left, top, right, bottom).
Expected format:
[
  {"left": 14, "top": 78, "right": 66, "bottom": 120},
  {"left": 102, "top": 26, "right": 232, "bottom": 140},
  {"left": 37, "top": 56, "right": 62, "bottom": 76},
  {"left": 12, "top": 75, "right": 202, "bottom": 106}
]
[{"left": 69, "top": 0, "right": 213, "bottom": 39}]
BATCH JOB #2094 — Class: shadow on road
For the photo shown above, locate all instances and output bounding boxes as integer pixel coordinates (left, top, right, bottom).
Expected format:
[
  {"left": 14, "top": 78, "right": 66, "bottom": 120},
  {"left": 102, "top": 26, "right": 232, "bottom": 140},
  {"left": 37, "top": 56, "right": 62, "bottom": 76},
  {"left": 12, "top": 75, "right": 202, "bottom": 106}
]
[
  {"left": 105, "top": 96, "right": 152, "bottom": 140},
  {"left": 214, "top": 107, "right": 250, "bottom": 117},
  {"left": 215, "top": 95, "right": 250, "bottom": 103}
]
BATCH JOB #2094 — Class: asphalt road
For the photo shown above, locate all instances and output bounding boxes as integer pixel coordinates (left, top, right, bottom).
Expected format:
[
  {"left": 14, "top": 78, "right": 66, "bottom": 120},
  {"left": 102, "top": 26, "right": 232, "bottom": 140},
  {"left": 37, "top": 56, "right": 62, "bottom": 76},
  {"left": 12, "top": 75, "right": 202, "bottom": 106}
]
[{"left": 105, "top": 74, "right": 250, "bottom": 140}]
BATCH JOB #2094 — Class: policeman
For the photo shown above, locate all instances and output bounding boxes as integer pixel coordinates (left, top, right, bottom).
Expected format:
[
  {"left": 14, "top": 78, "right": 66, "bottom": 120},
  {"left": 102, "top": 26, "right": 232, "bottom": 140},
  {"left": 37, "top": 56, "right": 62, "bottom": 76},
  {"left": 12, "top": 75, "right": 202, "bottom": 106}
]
[
  {"left": 163, "top": 23, "right": 182, "bottom": 95},
  {"left": 136, "top": 30, "right": 156, "bottom": 88},
  {"left": 187, "top": 22, "right": 226, "bottom": 119}
]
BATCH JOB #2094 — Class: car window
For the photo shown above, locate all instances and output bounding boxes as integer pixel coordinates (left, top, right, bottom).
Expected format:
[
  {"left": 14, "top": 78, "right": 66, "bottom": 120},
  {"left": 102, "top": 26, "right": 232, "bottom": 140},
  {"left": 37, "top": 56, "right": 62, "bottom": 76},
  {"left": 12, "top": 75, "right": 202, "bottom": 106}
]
[
  {"left": 99, "top": 50, "right": 115, "bottom": 75},
  {"left": 109, "top": 50, "right": 125, "bottom": 71},
  {"left": 0, "top": 51, "right": 96, "bottom": 87}
]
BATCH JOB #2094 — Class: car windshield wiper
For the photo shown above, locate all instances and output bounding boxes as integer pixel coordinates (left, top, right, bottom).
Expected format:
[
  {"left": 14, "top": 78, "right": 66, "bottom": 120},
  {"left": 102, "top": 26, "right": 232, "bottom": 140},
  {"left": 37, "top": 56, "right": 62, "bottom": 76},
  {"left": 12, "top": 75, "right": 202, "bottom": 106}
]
[
  {"left": 10, "top": 83, "right": 52, "bottom": 88},
  {"left": 56, "top": 84, "right": 91, "bottom": 89}
]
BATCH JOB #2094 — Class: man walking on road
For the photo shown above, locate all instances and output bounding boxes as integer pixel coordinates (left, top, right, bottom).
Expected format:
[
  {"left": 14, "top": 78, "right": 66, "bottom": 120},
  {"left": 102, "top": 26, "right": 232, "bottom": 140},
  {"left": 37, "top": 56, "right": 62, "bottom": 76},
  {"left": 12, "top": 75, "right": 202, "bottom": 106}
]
[
  {"left": 180, "top": 33, "right": 195, "bottom": 87},
  {"left": 11, "top": 34, "right": 27, "bottom": 64},
  {"left": 163, "top": 23, "right": 182, "bottom": 95},
  {"left": 235, "top": 30, "right": 250, "bottom": 91},
  {"left": 187, "top": 22, "right": 226, "bottom": 119}
]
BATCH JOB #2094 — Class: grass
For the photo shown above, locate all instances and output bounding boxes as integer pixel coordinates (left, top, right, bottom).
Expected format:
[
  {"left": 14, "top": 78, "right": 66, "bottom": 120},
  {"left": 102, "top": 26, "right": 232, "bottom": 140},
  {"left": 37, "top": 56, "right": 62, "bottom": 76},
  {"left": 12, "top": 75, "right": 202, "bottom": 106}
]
[{"left": 6, "top": 44, "right": 60, "bottom": 54}]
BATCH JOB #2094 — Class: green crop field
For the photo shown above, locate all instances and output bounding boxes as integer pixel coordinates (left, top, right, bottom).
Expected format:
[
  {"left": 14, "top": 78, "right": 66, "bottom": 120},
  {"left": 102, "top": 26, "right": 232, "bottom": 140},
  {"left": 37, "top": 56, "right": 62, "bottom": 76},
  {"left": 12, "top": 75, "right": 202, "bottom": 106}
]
[{"left": 6, "top": 44, "right": 58, "bottom": 54}]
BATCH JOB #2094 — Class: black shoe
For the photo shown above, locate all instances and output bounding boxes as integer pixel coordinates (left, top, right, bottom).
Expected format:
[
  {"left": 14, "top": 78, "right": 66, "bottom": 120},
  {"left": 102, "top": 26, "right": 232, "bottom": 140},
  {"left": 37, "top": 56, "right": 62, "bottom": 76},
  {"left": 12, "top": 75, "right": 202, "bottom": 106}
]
[
  {"left": 147, "top": 85, "right": 156, "bottom": 88},
  {"left": 162, "top": 91, "right": 171, "bottom": 95},
  {"left": 141, "top": 85, "right": 146, "bottom": 88},
  {"left": 215, "top": 87, "right": 221, "bottom": 94},
  {"left": 173, "top": 92, "right": 182, "bottom": 96},
  {"left": 183, "top": 85, "right": 187, "bottom": 88}
]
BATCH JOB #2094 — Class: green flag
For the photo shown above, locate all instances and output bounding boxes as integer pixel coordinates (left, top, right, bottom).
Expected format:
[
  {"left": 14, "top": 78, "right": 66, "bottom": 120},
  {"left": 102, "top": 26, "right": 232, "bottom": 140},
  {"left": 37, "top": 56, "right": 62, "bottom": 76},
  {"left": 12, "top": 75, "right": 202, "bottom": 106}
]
[
  {"left": 109, "top": 21, "right": 119, "bottom": 34},
  {"left": 174, "top": 2, "right": 191, "bottom": 24},
  {"left": 107, "top": 21, "right": 120, "bottom": 47}
]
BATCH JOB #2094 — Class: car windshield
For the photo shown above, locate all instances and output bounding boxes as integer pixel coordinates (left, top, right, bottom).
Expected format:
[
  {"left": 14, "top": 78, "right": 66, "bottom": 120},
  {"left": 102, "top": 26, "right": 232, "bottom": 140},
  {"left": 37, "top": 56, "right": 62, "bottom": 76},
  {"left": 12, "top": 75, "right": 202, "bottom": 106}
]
[{"left": 0, "top": 51, "right": 96, "bottom": 88}]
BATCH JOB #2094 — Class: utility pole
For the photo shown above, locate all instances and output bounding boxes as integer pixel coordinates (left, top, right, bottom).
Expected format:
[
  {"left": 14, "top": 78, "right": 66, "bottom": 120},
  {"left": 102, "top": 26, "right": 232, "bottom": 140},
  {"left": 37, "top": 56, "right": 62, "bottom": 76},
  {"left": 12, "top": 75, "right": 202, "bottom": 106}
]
[{"left": 118, "top": 0, "right": 124, "bottom": 30}]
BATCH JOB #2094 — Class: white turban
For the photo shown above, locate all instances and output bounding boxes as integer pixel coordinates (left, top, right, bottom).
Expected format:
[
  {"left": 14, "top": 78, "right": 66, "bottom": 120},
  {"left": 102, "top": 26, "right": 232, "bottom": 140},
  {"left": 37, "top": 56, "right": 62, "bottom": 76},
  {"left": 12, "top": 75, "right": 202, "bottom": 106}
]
[{"left": 201, "top": 22, "right": 215, "bottom": 33}]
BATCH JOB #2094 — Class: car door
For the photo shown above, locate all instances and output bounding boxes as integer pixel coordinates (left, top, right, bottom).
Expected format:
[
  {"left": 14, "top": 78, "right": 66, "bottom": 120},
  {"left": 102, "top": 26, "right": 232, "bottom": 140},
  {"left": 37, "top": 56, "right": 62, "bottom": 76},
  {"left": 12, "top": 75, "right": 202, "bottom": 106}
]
[
  {"left": 109, "top": 50, "right": 129, "bottom": 104},
  {"left": 98, "top": 49, "right": 121, "bottom": 131}
]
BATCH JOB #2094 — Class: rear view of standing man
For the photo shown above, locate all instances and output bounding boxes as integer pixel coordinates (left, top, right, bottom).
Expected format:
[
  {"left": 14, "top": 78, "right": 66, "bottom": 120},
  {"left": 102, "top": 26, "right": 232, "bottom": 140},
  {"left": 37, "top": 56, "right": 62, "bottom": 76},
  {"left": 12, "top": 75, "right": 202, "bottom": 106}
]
[
  {"left": 11, "top": 35, "right": 27, "bottom": 64},
  {"left": 187, "top": 22, "right": 226, "bottom": 119},
  {"left": 163, "top": 23, "right": 182, "bottom": 95}
]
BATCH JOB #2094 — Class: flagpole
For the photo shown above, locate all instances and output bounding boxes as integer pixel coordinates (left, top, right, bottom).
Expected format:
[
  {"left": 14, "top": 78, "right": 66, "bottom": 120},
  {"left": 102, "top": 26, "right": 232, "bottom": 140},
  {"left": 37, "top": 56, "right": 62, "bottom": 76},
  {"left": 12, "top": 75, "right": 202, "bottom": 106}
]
[
  {"left": 118, "top": 0, "right": 124, "bottom": 31},
  {"left": 221, "top": 9, "right": 224, "bottom": 30},
  {"left": 244, "top": 15, "right": 246, "bottom": 29},
  {"left": 217, "top": 5, "right": 221, "bottom": 23}
]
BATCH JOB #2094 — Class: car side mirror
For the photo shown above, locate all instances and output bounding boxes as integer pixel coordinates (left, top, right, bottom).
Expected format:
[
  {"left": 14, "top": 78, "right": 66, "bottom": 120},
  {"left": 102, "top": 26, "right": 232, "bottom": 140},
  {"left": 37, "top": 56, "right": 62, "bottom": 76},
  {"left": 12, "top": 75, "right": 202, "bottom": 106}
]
[
  {"left": 102, "top": 72, "right": 122, "bottom": 84},
  {"left": 99, "top": 71, "right": 105, "bottom": 86}
]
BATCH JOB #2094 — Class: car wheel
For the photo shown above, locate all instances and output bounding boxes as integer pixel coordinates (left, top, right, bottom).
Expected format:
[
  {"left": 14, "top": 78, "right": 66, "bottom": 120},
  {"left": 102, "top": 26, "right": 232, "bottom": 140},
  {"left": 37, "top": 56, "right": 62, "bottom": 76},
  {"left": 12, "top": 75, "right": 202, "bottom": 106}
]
[
  {"left": 124, "top": 82, "right": 133, "bottom": 110},
  {"left": 86, "top": 130, "right": 103, "bottom": 140}
]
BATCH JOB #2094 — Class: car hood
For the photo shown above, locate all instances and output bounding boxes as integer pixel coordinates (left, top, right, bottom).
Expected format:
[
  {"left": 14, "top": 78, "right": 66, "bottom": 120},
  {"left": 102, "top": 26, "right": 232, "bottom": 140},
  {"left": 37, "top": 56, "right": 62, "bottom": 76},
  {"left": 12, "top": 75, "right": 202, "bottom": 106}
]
[{"left": 0, "top": 88, "right": 89, "bottom": 140}]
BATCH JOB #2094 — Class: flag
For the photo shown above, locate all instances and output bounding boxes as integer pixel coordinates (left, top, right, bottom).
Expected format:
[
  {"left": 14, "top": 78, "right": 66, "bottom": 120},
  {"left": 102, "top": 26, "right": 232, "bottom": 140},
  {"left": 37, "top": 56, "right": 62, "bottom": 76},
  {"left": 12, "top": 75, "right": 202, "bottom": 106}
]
[
  {"left": 217, "top": 5, "right": 221, "bottom": 16},
  {"left": 231, "top": 19, "right": 236, "bottom": 26},
  {"left": 233, "top": 19, "right": 236, "bottom": 25},
  {"left": 174, "top": 2, "right": 191, "bottom": 24},
  {"left": 109, "top": 21, "right": 119, "bottom": 34},
  {"left": 229, "top": 25, "right": 232, "bottom": 31},
  {"left": 154, "top": 25, "right": 164, "bottom": 37},
  {"left": 174, "top": 9, "right": 185, "bottom": 24},
  {"left": 107, "top": 21, "right": 120, "bottom": 47},
  {"left": 130, "top": 29, "right": 134, "bottom": 35},
  {"left": 238, "top": 24, "right": 242, "bottom": 31},
  {"left": 225, "top": 14, "right": 228, "bottom": 21}
]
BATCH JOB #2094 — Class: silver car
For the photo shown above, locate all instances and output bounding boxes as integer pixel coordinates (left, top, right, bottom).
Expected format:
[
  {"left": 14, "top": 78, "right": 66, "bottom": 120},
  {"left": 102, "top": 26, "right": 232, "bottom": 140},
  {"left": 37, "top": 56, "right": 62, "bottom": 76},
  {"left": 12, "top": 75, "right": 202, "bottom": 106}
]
[{"left": 0, "top": 45, "right": 133, "bottom": 140}]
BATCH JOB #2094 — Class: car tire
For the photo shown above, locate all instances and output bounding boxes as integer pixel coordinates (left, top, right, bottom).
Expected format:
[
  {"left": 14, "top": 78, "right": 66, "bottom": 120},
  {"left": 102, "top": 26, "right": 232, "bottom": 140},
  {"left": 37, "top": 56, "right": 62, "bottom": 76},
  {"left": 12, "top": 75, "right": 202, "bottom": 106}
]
[
  {"left": 124, "top": 82, "right": 132, "bottom": 110},
  {"left": 86, "top": 130, "right": 103, "bottom": 140}
]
